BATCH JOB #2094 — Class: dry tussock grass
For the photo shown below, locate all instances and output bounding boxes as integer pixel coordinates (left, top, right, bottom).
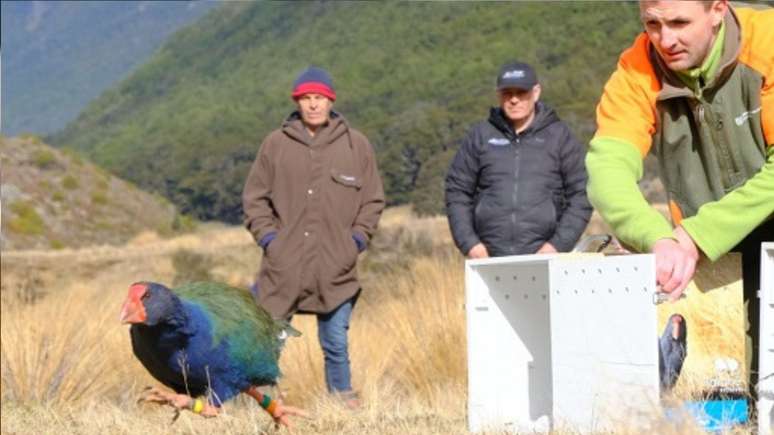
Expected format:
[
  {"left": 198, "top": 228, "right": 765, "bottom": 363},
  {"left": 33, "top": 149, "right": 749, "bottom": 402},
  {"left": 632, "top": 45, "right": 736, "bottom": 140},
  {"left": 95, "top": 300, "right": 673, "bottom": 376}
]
[
  {"left": 0, "top": 284, "right": 131, "bottom": 405},
  {"left": 0, "top": 206, "right": 752, "bottom": 434}
]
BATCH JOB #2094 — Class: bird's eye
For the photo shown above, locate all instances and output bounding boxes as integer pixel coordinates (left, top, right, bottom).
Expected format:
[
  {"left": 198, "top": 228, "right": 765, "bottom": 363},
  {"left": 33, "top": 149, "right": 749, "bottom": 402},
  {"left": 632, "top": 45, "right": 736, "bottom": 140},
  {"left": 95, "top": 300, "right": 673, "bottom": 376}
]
[{"left": 141, "top": 292, "right": 150, "bottom": 300}]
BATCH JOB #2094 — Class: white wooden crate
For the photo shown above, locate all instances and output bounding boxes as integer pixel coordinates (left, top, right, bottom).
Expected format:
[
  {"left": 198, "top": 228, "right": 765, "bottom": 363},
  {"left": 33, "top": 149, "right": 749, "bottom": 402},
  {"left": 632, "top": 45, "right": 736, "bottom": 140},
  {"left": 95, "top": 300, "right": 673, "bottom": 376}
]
[
  {"left": 759, "top": 242, "right": 774, "bottom": 435},
  {"left": 465, "top": 253, "right": 660, "bottom": 433}
]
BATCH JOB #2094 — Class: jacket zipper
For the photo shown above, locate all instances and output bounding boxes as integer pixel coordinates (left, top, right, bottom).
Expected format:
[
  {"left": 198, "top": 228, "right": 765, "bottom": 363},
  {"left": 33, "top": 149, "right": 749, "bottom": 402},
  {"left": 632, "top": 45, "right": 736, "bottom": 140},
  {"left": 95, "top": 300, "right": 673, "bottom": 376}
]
[
  {"left": 511, "top": 136, "right": 520, "bottom": 255},
  {"left": 698, "top": 99, "right": 737, "bottom": 188}
]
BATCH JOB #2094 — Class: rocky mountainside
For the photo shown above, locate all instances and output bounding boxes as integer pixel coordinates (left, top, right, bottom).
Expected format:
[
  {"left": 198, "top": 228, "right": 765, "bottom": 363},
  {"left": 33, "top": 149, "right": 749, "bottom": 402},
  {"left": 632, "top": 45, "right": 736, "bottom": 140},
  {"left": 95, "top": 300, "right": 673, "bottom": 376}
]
[{"left": 0, "top": 136, "right": 179, "bottom": 250}]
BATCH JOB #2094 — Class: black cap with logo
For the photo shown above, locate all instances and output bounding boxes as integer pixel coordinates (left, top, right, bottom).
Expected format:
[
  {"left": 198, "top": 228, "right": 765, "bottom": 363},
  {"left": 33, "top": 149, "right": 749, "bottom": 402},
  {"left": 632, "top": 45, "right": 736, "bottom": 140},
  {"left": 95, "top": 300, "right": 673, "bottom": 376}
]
[{"left": 496, "top": 61, "right": 538, "bottom": 91}]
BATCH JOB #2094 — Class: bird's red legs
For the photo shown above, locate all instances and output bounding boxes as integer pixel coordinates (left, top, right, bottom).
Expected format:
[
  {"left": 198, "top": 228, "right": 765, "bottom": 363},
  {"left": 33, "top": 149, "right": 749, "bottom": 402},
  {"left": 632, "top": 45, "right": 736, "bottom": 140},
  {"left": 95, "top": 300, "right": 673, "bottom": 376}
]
[
  {"left": 245, "top": 385, "right": 309, "bottom": 428},
  {"left": 139, "top": 386, "right": 220, "bottom": 421}
]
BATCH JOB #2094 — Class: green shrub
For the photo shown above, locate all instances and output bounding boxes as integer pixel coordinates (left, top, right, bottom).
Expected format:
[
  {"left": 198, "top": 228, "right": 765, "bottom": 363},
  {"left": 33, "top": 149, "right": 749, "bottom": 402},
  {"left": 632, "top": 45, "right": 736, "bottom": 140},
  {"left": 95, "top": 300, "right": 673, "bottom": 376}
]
[
  {"left": 52, "top": 191, "right": 65, "bottom": 202},
  {"left": 411, "top": 149, "right": 455, "bottom": 217},
  {"left": 61, "top": 148, "right": 83, "bottom": 166},
  {"left": 171, "top": 213, "right": 197, "bottom": 232},
  {"left": 91, "top": 191, "right": 108, "bottom": 205},
  {"left": 95, "top": 178, "right": 109, "bottom": 190},
  {"left": 50, "top": 240, "right": 65, "bottom": 250},
  {"left": 93, "top": 221, "right": 114, "bottom": 231},
  {"left": 7, "top": 201, "right": 45, "bottom": 235},
  {"left": 62, "top": 175, "right": 79, "bottom": 190},
  {"left": 171, "top": 249, "right": 214, "bottom": 286},
  {"left": 18, "top": 133, "right": 43, "bottom": 145},
  {"left": 158, "top": 213, "right": 198, "bottom": 237},
  {"left": 32, "top": 150, "right": 57, "bottom": 169}
]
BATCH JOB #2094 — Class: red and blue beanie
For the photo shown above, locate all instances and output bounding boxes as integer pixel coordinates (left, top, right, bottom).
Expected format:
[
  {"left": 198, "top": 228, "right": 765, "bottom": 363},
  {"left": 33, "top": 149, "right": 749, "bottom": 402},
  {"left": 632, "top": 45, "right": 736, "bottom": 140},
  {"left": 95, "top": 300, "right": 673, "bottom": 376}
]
[{"left": 291, "top": 66, "right": 336, "bottom": 101}]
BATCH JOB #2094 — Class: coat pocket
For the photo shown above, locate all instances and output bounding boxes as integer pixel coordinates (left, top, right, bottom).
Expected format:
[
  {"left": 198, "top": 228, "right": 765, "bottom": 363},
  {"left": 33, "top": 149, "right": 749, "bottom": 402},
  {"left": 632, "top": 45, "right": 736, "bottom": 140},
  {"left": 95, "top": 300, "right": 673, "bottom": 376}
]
[
  {"left": 331, "top": 169, "right": 363, "bottom": 189},
  {"left": 321, "top": 228, "right": 359, "bottom": 288},
  {"left": 522, "top": 197, "right": 557, "bottom": 241},
  {"left": 264, "top": 227, "right": 289, "bottom": 264},
  {"left": 331, "top": 230, "right": 360, "bottom": 286},
  {"left": 329, "top": 169, "right": 362, "bottom": 225},
  {"left": 341, "top": 229, "right": 359, "bottom": 270}
]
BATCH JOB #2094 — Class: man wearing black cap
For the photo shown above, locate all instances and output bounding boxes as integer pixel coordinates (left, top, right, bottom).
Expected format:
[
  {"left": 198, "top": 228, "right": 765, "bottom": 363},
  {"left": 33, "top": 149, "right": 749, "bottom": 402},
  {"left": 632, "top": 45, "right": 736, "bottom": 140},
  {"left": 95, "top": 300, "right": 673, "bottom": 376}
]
[{"left": 445, "top": 61, "right": 592, "bottom": 258}]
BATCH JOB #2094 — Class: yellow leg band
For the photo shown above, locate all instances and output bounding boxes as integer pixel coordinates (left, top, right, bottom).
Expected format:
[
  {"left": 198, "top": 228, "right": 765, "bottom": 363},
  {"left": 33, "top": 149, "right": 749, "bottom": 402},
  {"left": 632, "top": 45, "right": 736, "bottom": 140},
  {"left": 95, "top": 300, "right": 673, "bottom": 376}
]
[{"left": 192, "top": 398, "right": 204, "bottom": 414}]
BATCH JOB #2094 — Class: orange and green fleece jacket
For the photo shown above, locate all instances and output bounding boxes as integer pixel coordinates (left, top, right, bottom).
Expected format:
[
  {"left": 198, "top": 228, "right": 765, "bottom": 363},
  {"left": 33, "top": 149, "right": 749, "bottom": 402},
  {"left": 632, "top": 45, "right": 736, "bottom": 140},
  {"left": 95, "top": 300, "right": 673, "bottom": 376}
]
[{"left": 586, "top": 6, "right": 774, "bottom": 261}]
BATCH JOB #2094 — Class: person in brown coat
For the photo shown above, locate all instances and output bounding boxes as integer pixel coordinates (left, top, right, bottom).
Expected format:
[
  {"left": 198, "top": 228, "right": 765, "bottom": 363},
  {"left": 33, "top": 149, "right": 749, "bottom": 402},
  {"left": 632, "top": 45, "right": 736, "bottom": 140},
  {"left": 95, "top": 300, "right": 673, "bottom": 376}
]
[{"left": 242, "top": 66, "right": 385, "bottom": 405}]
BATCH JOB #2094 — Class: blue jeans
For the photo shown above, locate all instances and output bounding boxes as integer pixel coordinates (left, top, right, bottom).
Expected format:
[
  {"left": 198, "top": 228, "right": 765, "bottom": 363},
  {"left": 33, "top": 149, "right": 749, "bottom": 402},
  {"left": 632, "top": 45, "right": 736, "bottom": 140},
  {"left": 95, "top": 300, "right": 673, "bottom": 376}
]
[
  {"left": 250, "top": 281, "right": 357, "bottom": 393},
  {"left": 317, "top": 296, "right": 357, "bottom": 393}
]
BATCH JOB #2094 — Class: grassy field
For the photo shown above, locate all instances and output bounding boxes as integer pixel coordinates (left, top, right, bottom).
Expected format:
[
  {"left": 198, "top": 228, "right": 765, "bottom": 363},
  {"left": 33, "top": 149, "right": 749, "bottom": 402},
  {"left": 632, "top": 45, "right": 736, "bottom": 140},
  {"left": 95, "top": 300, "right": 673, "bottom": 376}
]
[{"left": 0, "top": 207, "right": 750, "bottom": 434}]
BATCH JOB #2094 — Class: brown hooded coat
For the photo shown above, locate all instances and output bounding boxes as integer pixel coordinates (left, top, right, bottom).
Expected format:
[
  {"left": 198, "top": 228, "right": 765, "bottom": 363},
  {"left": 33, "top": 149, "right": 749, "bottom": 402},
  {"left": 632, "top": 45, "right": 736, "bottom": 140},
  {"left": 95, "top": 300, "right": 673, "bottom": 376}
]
[{"left": 243, "top": 112, "right": 385, "bottom": 319}]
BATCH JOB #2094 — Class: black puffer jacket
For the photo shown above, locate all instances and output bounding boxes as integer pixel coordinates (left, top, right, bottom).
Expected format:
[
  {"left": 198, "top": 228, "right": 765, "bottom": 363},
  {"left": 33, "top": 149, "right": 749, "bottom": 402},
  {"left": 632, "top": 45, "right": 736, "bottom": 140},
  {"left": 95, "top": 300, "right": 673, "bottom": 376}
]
[{"left": 445, "top": 103, "right": 592, "bottom": 257}]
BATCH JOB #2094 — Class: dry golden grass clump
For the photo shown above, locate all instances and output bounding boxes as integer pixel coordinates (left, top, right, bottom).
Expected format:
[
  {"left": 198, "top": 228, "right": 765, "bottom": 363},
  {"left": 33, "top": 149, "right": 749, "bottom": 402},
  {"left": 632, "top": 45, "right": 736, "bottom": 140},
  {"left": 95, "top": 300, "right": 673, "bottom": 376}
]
[
  {"left": 1, "top": 284, "right": 132, "bottom": 405},
  {"left": 0, "top": 206, "right": 753, "bottom": 434}
]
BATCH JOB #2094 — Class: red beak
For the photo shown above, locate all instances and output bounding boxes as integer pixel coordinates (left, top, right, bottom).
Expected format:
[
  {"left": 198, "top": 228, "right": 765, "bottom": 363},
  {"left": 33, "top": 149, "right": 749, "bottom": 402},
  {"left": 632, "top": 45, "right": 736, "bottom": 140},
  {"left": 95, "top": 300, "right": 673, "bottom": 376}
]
[{"left": 120, "top": 283, "right": 148, "bottom": 324}]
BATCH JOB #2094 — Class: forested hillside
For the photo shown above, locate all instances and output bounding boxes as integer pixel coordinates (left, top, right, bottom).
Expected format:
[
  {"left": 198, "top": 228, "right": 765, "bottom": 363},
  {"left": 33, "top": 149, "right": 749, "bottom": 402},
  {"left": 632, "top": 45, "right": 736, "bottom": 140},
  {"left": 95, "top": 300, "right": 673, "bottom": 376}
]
[
  {"left": 52, "top": 2, "right": 644, "bottom": 222},
  {"left": 1, "top": 0, "right": 217, "bottom": 136}
]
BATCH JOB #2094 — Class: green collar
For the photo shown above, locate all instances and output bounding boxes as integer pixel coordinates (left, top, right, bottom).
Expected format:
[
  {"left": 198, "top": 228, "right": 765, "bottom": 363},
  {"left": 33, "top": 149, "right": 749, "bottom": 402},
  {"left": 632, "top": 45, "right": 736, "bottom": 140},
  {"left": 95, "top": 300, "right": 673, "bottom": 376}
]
[{"left": 676, "top": 20, "right": 725, "bottom": 92}]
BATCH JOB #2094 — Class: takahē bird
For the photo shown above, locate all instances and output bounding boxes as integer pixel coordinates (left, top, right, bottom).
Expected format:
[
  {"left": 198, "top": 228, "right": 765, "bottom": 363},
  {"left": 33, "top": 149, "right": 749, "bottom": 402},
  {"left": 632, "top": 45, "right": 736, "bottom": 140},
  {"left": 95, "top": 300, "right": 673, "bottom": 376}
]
[
  {"left": 658, "top": 313, "right": 687, "bottom": 392},
  {"left": 120, "top": 281, "right": 306, "bottom": 426}
]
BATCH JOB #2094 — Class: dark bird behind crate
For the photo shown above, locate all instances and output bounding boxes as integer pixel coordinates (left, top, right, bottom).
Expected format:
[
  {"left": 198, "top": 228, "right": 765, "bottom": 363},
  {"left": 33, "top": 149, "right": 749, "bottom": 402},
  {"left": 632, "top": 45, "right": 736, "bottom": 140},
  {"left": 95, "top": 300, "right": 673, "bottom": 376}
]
[{"left": 659, "top": 313, "right": 687, "bottom": 392}]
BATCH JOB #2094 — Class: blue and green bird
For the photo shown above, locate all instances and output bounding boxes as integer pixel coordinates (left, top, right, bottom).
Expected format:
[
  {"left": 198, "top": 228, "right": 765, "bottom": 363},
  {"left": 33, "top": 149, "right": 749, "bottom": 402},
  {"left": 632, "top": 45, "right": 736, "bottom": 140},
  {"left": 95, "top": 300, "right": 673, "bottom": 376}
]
[{"left": 120, "top": 281, "right": 305, "bottom": 425}]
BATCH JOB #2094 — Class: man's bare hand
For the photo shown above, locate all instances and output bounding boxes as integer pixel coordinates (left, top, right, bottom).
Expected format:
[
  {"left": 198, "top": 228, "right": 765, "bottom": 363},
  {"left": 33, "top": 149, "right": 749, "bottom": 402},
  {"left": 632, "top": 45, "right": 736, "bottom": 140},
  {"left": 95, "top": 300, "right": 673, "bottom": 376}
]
[
  {"left": 536, "top": 242, "right": 558, "bottom": 254},
  {"left": 673, "top": 226, "right": 699, "bottom": 257},
  {"left": 652, "top": 226, "right": 698, "bottom": 301},
  {"left": 467, "top": 243, "right": 490, "bottom": 259}
]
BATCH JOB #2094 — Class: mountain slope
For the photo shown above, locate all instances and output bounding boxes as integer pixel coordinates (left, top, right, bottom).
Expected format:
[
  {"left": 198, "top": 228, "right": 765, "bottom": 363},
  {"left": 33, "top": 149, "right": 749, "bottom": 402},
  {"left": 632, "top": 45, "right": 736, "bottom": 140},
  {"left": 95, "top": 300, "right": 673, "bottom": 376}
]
[
  {"left": 1, "top": 0, "right": 218, "bottom": 136},
  {"left": 52, "top": 2, "right": 643, "bottom": 222},
  {"left": 0, "top": 136, "right": 178, "bottom": 250}
]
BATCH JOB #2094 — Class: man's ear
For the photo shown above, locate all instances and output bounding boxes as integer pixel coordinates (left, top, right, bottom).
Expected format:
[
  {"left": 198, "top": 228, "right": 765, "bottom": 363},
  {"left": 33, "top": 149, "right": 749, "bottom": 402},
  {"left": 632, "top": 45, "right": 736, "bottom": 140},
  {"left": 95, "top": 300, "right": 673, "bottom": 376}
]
[
  {"left": 710, "top": 0, "right": 728, "bottom": 28},
  {"left": 532, "top": 84, "right": 542, "bottom": 102}
]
